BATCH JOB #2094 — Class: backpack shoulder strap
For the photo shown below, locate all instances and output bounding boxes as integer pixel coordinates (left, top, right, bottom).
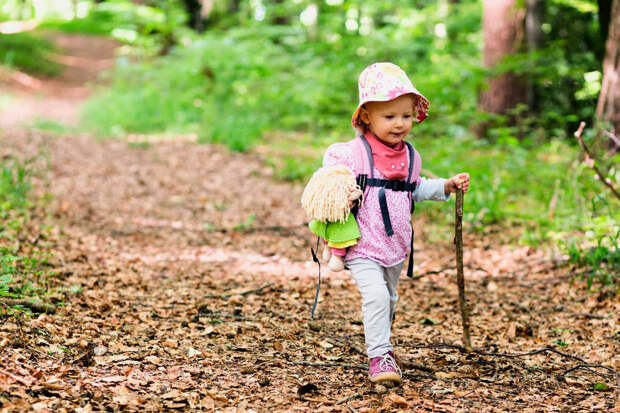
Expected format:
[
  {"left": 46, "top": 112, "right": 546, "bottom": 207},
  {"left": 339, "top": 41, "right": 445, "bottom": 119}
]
[
  {"left": 351, "top": 135, "right": 373, "bottom": 177},
  {"left": 404, "top": 141, "right": 421, "bottom": 184},
  {"left": 350, "top": 135, "right": 374, "bottom": 200},
  {"left": 404, "top": 141, "right": 421, "bottom": 213}
]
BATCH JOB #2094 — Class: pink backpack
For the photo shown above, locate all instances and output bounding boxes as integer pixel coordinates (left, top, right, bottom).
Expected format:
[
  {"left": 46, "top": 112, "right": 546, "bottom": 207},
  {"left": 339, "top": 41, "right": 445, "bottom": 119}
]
[{"left": 349, "top": 134, "right": 421, "bottom": 278}]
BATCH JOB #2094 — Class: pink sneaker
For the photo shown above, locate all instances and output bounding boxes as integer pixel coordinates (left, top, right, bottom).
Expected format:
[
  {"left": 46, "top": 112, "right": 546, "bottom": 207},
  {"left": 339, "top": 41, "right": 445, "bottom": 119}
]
[{"left": 368, "top": 352, "right": 402, "bottom": 383}]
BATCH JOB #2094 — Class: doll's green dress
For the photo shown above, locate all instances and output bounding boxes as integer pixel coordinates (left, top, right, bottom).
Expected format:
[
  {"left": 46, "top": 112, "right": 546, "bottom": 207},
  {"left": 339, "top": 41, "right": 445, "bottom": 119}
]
[{"left": 308, "top": 214, "right": 361, "bottom": 248}]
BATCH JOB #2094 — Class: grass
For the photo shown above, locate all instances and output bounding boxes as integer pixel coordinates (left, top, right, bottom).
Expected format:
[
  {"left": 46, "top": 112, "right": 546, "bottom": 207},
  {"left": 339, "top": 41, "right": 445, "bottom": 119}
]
[
  {"left": 567, "top": 228, "right": 620, "bottom": 291},
  {"left": 30, "top": 118, "right": 75, "bottom": 134},
  {"left": 0, "top": 31, "right": 60, "bottom": 76},
  {"left": 0, "top": 157, "right": 56, "bottom": 312}
]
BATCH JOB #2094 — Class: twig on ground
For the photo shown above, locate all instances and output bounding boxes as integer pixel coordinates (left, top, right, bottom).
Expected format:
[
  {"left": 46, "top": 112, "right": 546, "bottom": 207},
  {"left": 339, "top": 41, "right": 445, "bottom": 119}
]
[
  {"left": 559, "top": 364, "right": 619, "bottom": 380},
  {"left": 574, "top": 122, "right": 620, "bottom": 201},
  {"left": 335, "top": 393, "right": 360, "bottom": 405},
  {"left": 196, "top": 311, "right": 256, "bottom": 321},
  {"left": 288, "top": 360, "right": 367, "bottom": 369},
  {"left": 570, "top": 312, "right": 609, "bottom": 320},
  {"left": 403, "top": 342, "right": 619, "bottom": 378},
  {"left": 204, "top": 282, "right": 274, "bottom": 299},
  {"left": 408, "top": 343, "right": 586, "bottom": 362},
  {"left": 407, "top": 265, "right": 488, "bottom": 281},
  {"left": 0, "top": 298, "right": 56, "bottom": 314}
]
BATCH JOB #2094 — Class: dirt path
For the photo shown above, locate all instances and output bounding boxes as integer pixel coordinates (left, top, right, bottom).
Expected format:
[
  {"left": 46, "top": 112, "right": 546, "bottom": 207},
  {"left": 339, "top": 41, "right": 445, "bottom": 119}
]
[
  {"left": 1, "top": 34, "right": 618, "bottom": 412},
  {"left": 0, "top": 31, "right": 118, "bottom": 129}
]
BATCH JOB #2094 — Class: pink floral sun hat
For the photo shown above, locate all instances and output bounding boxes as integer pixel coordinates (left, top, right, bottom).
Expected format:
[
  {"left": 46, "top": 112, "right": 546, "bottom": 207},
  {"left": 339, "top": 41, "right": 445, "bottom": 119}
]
[{"left": 352, "top": 62, "right": 430, "bottom": 129}]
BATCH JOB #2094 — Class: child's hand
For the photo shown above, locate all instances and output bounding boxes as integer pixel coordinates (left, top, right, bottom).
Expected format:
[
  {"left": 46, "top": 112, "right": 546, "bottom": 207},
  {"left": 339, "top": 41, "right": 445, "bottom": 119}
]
[
  {"left": 348, "top": 187, "right": 363, "bottom": 208},
  {"left": 444, "top": 173, "right": 470, "bottom": 195}
]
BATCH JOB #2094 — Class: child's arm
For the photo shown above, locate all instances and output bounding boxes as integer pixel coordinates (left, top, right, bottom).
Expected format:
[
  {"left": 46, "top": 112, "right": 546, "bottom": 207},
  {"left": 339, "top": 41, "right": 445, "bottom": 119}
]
[{"left": 413, "top": 173, "right": 470, "bottom": 202}]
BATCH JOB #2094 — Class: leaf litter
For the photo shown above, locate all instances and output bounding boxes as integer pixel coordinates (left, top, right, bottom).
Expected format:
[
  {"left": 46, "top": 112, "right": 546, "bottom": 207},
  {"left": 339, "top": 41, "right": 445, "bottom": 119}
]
[{"left": 0, "top": 130, "right": 618, "bottom": 412}]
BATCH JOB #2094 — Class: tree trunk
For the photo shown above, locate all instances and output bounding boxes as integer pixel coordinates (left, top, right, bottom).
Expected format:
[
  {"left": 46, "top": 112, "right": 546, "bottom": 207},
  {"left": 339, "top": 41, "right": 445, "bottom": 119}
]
[
  {"left": 181, "top": 0, "right": 204, "bottom": 31},
  {"left": 271, "top": 0, "right": 290, "bottom": 25},
  {"left": 525, "top": 0, "right": 544, "bottom": 110},
  {"left": 526, "top": 0, "right": 544, "bottom": 51},
  {"left": 599, "top": 0, "right": 613, "bottom": 43},
  {"left": 228, "top": 0, "right": 240, "bottom": 14},
  {"left": 479, "top": 0, "right": 527, "bottom": 124},
  {"left": 597, "top": 0, "right": 620, "bottom": 134}
]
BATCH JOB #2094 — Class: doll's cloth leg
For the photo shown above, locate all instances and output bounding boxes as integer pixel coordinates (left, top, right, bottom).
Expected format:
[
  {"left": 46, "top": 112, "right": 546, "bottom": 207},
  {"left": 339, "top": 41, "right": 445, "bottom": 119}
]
[
  {"left": 348, "top": 258, "right": 404, "bottom": 358},
  {"left": 321, "top": 239, "right": 331, "bottom": 262},
  {"left": 331, "top": 247, "right": 346, "bottom": 257}
]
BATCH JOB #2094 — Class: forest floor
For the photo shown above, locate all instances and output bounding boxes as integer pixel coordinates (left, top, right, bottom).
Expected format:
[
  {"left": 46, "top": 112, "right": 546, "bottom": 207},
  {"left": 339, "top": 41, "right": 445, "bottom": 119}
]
[{"left": 0, "top": 32, "right": 618, "bottom": 413}]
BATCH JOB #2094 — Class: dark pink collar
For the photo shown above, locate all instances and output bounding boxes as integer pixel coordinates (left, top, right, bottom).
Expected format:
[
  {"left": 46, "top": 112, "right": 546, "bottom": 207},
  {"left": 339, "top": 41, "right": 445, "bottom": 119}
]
[{"left": 364, "top": 132, "right": 408, "bottom": 180}]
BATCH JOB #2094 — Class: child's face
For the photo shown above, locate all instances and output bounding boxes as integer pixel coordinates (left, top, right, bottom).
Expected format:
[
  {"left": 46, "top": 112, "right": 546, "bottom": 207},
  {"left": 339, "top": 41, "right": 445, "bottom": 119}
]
[{"left": 361, "top": 94, "right": 415, "bottom": 145}]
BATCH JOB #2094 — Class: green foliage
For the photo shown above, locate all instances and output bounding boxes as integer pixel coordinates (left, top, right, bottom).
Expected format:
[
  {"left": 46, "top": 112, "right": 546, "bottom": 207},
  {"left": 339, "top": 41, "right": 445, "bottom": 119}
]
[
  {"left": 0, "top": 158, "right": 55, "bottom": 308},
  {"left": 567, "top": 228, "right": 620, "bottom": 292},
  {"left": 0, "top": 245, "right": 51, "bottom": 300},
  {"left": 40, "top": 0, "right": 191, "bottom": 55},
  {"left": 0, "top": 32, "right": 60, "bottom": 76},
  {"left": 31, "top": 119, "right": 74, "bottom": 134},
  {"left": 0, "top": 157, "right": 32, "bottom": 223}
]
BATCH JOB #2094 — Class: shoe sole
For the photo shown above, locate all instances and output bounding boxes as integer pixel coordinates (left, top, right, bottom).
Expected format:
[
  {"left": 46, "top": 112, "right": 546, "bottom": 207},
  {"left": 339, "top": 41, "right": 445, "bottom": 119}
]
[{"left": 368, "top": 372, "right": 402, "bottom": 384}]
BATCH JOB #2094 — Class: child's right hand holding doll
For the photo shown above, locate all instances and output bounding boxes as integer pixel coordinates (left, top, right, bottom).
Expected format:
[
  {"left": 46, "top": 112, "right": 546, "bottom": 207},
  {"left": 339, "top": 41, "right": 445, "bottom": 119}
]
[{"left": 348, "top": 187, "right": 363, "bottom": 208}]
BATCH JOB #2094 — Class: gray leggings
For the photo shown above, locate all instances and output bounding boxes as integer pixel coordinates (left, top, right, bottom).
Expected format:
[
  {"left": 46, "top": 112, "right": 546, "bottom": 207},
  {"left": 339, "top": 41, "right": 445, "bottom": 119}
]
[{"left": 347, "top": 258, "right": 403, "bottom": 358}]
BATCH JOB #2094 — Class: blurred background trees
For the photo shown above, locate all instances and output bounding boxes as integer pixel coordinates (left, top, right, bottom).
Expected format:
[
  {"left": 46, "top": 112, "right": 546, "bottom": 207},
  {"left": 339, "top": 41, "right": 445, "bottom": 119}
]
[{"left": 3, "top": 0, "right": 611, "bottom": 142}]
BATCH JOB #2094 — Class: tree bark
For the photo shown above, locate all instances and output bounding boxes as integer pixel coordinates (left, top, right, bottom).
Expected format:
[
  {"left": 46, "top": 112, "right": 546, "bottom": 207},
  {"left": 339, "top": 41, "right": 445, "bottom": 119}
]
[
  {"left": 479, "top": 0, "right": 527, "bottom": 124},
  {"left": 228, "top": 0, "right": 240, "bottom": 14},
  {"left": 599, "top": 0, "right": 613, "bottom": 43},
  {"left": 271, "top": 0, "right": 290, "bottom": 25},
  {"left": 596, "top": 0, "right": 620, "bottom": 134},
  {"left": 525, "top": 0, "right": 544, "bottom": 110}
]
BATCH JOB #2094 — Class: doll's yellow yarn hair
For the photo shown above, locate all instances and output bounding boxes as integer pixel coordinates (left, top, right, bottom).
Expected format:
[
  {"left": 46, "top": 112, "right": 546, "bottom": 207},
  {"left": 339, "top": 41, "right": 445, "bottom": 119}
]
[{"left": 301, "top": 165, "right": 359, "bottom": 224}]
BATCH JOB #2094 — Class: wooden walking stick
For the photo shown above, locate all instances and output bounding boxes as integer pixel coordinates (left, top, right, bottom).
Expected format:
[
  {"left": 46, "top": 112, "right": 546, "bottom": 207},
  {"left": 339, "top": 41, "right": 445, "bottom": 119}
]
[{"left": 455, "top": 189, "right": 472, "bottom": 350}]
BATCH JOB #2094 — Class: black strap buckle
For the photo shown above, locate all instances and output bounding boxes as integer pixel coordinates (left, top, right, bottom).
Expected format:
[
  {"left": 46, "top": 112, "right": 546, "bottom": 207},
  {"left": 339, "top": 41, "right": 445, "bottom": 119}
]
[{"left": 357, "top": 174, "right": 367, "bottom": 192}]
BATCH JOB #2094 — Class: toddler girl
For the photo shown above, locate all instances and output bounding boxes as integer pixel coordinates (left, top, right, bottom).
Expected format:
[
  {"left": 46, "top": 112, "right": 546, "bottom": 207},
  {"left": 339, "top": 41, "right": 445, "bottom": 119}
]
[{"left": 319, "top": 62, "right": 470, "bottom": 384}]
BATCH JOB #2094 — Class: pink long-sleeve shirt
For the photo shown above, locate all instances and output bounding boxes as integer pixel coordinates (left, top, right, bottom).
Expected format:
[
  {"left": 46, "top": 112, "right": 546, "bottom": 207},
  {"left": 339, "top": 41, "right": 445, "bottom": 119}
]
[{"left": 323, "top": 141, "right": 449, "bottom": 267}]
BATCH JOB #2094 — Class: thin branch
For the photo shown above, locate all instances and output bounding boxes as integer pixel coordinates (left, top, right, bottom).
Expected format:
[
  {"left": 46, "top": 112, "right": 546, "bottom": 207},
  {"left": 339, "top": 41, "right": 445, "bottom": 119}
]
[
  {"left": 335, "top": 393, "right": 360, "bottom": 405},
  {"left": 203, "top": 282, "right": 274, "bottom": 299},
  {"left": 405, "top": 342, "right": 619, "bottom": 377},
  {"left": 407, "top": 265, "right": 489, "bottom": 281},
  {"left": 559, "top": 364, "right": 618, "bottom": 380},
  {"left": 0, "top": 298, "right": 56, "bottom": 314},
  {"left": 574, "top": 122, "right": 620, "bottom": 201}
]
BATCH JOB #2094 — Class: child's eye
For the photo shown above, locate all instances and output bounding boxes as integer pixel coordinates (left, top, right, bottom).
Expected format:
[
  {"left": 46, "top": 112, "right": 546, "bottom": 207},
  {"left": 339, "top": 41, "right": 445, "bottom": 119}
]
[
  {"left": 404, "top": 114, "right": 412, "bottom": 118},
  {"left": 385, "top": 115, "right": 394, "bottom": 119}
]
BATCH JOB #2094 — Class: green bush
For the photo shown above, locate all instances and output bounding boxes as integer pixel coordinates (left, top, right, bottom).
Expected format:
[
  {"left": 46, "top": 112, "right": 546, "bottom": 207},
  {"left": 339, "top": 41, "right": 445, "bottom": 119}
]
[
  {"left": 0, "top": 32, "right": 60, "bottom": 76},
  {"left": 567, "top": 228, "right": 620, "bottom": 292}
]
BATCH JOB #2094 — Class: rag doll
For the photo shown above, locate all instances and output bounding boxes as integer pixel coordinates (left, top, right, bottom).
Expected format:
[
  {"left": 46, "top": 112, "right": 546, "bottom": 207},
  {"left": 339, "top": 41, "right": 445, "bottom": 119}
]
[{"left": 301, "top": 165, "right": 362, "bottom": 271}]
